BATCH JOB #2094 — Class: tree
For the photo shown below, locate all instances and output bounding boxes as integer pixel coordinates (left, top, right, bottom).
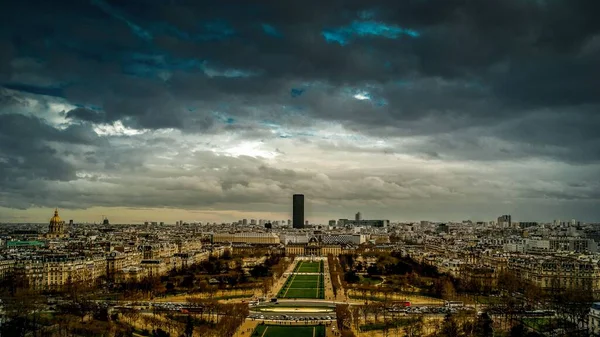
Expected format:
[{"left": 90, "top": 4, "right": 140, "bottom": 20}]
[
  {"left": 404, "top": 315, "right": 424, "bottom": 337},
  {"left": 250, "top": 264, "right": 269, "bottom": 278},
  {"left": 509, "top": 323, "right": 526, "bottom": 337},
  {"left": 153, "top": 328, "right": 170, "bottom": 337},
  {"left": 440, "top": 277, "right": 456, "bottom": 300},
  {"left": 344, "top": 271, "right": 360, "bottom": 283},
  {"left": 185, "top": 315, "right": 194, "bottom": 337},
  {"left": 474, "top": 312, "right": 493, "bottom": 337},
  {"left": 439, "top": 314, "right": 459, "bottom": 337}
]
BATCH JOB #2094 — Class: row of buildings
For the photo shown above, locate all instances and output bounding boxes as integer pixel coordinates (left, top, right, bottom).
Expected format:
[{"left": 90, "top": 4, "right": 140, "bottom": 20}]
[{"left": 0, "top": 210, "right": 225, "bottom": 290}]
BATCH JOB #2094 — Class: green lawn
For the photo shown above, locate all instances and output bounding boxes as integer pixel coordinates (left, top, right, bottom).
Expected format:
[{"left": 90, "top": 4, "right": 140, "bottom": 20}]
[
  {"left": 295, "top": 261, "right": 322, "bottom": 273},
  {"left": 278, "top": 274, "right": 324, "bottom": 299},
  {"left": 252, "top": 325, "right": 326, "bottom": 337}
]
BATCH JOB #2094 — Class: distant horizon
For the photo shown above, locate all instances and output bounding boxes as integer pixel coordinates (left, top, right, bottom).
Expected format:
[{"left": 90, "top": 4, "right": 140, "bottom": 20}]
[
  {"left": 0, "top": 206, "right": 595, "bottom": 225},
  {"left": 2, "top": 1, "right": 599, "bottom": 223}
]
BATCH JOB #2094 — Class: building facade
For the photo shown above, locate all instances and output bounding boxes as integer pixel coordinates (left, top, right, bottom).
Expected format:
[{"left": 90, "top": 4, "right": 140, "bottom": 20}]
[
  {"left": 212, "top": 232, "right": 280, "bottom": 244},
  {"left": 293, "top": 194, "right": 304, "bottom": 229}
]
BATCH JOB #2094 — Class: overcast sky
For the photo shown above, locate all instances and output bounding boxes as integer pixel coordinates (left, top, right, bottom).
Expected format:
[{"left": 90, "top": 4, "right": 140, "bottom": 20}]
[{"left": 1, "top": 0, "right": 599, "bottom": 224}]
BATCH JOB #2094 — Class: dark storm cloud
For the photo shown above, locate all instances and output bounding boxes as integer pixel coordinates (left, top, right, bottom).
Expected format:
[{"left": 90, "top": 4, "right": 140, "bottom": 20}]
[
  {"left": 0, "top": 113, "right": 98, "bottom": 183},
  {"left": 3, "top": 0, "right": 598, "bottom": 125},
  {"left": 1, "top": 0, "right": 600, "bottom": 218}
]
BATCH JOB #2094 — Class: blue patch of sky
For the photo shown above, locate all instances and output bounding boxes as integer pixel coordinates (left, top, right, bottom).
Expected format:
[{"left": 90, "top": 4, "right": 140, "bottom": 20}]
[
  {"left": 322, "top": 31, "right": 350, "bottom": 46},
  {"left": 212, "top": 111, "right": 237, "bottom": 125},
  {"left": 261, "top": 23, "right": 283, "bottom": 38},
  {"left": 290, "top": 88, "right": 305, "bottom": 97},
  {"left": 322, "top": 20, "right": 420, "bottom": 45}
]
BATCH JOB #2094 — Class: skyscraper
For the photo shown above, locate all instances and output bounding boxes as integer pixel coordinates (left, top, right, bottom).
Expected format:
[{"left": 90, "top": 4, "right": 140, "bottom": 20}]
[{"left": 293, "top": 194, "right": 304, "bottom": 229}]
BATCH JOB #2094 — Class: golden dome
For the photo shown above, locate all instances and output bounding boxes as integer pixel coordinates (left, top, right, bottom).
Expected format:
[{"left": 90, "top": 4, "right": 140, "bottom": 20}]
[{"left": 50, "top": 208, "right": 62, "bottom": 224}]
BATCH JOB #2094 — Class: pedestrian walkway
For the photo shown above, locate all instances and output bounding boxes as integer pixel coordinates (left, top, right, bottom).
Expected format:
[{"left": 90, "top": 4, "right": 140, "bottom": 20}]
[{"left": 233, "top": 318, "right": 259, "bottom": 337}]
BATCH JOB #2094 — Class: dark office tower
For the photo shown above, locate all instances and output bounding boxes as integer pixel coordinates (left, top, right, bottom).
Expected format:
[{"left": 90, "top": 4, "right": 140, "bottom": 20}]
[{"left": 293, "top": 194, "right": 304, "bottom": 229}]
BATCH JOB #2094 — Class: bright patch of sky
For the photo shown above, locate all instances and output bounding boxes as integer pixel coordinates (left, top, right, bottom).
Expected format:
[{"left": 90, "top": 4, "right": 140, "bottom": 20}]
[
  {"left": 322, "top": 20, "right": 420, "bottom": 45},
  {"left": 93, "top": 120, "right": 148, "bottom": 136},
  {"left": 218, "top": 141, "right": 279, "bottom": 159},
  {"left": 353, "top": 91, "right": 371, "bottom": 100},
  {"left": 341, "top": 86, "right": 387, "bottom": 106},
  {"left": 1, "top": 89, "right": 75, "bottom": 127}
]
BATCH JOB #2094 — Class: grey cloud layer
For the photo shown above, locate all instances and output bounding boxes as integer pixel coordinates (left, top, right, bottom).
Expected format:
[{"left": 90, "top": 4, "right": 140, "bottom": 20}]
[{"left": 0, "top": 0, "right": 599, "bottom": 220}]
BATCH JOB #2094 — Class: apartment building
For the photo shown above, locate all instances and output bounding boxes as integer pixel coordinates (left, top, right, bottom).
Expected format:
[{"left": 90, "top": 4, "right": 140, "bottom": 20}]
[
  {"left": 212, "top": 232, "right": 280, "bottom": 244},
  {"left": 508, "top": 256, "right": 600, "bottom": 292}
]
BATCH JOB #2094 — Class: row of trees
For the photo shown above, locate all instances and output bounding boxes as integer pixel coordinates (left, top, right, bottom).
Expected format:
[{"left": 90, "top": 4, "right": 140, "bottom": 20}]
[
  {"left": 328, "top": 254, "right": 343, "bottom": 298},
  {"left": 113, "top": 252, "right": 289, "bottom": 300},
  {"left": 335, "top": 304, "right": 357, "bottom": 337}
]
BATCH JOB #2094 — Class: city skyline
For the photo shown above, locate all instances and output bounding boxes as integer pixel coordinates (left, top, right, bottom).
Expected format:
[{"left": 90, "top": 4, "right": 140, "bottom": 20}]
[
  {"left": 1, "top": 1, "right": 599, "bottom": 223},
  {"left": 0, "top": 204, "right": 591, "bottom": 225}
]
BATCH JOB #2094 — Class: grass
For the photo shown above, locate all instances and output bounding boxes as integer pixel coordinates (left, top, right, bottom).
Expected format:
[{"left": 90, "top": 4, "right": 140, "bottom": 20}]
[
  {"left": 279, "top": 261, "right": 325, "bottom": 299},
  {"left": 521, "top": 317, "right": 574, "bottom": 333},
  {"left": 278, "top": 274, "right": 324, "bottom": 299},
  {"left": 295, "top": 261, "right": 322, "bottom": 273},
  {"left": 252, "top": 324, "right": 326, "bottom": 337}
]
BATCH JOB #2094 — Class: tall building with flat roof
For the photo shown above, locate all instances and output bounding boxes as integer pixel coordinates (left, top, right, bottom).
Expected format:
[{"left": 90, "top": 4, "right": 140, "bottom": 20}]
[{"left": 293, "top": 194, "right": 304, "bottom": 229}]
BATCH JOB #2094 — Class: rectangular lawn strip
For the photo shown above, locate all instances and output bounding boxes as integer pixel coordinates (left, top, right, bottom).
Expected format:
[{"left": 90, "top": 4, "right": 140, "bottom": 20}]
[
  {"left": 280, "top": 272, "right": 299, "bottom": 297},
  {"left": 279, "top": 274, "right": 324, "bottom": 299},
  {"left": 291, "top": 275, "right": 320, "bottom": 282},
  {"left": 281, "top": 288, "right": 320, "bottom": 298},
  {"left": 252, "top": 324, "right": 325, "bottom": 337},
  {"left": 293, "top": 261, "right": 304, "bottom": 273},
  {"left": 296, "top": 262, "right": 321, "bottom": 273}
]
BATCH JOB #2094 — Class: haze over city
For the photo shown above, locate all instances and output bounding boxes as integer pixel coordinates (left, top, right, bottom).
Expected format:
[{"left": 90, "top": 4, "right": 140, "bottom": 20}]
[{"left": 1, "top": 0, "right": 599, "bottom": 224}]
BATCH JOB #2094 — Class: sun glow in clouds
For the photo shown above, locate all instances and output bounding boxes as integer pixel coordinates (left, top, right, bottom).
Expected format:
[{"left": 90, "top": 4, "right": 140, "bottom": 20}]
[
  {"left": 218, "top": 141, "right": 278, "bottom": 159},
  {"left": 93, "top": 121, "right": 148, "bottom": 136},
  {"left": 353, "top": 91, "right": 371, "bottom": 100}
]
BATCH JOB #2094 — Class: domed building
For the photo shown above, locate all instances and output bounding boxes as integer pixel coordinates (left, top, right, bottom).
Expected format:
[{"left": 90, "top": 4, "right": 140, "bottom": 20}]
[{"left": 46, "top": 209, "right": 67, "bottom": 238}]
